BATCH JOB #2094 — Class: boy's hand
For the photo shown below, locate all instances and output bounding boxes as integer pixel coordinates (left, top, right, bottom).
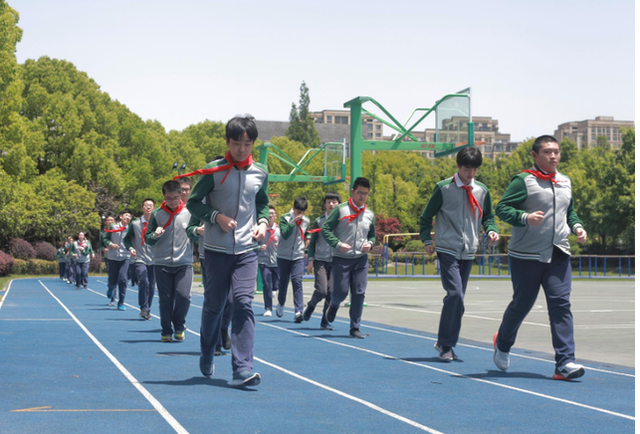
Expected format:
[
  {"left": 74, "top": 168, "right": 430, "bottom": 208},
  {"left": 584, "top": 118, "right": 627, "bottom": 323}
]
[
  {"left": 252, "top": 222, "right": 267, "bottom": 242},
  {"left": 527, "top": 211, "right": 545, "bottom": 226},
  {"left": 129, "top": 248, "right": 137, "bottom": 257},
  {"left": 306, "top": 260, "right": 313, "bottom": 274},
  {"left": 196, "top": 225, "right": 205, "bottom": 236},
  {"left": 576, "top": 227, "right": 588, "bottom": 244},
  {"left": 362, "top": 242, "right": 372, "bottom": 253},
  {"left": 109, "top": 243, "right": 118, "bottom": 250},
  {"left": 338, "top": 242, "right": 351, "bottom": 253},
  {"left": 424, "top": 244, "right": 435, "bottom": 255},
  {"left": 488, "top": 231, "right": 499, "bottom": 244},
  {"left": 216, "top": 214, "right": 238, "bottom": 232},
  {"left": 154, "top": 227, "right": 165, "bottom": 238}
]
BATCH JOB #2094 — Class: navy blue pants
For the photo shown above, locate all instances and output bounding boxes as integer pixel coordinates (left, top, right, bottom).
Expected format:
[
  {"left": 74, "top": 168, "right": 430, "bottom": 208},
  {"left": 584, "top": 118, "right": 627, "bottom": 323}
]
[
  {"left": 259, "top": 264, "right": 279, "bottom": 311},
  {"left": 307, "top": 260, "right": 333, "bottom": 328},
  {"left": 75, "top": 262, "right": 90, "bottom": 288},
  {"left": 155, "top": 265, "right": 192, "bottom": 336},
  {"left": 436, "top": 253, "right": 473, "bottom": 348},
  {"left": 67, "top": 261, "right": 76, "bottom": 284},
  {"left": 330, "top": 255, "right": 368, "bottom": 330},
  {"left": 134, "top": 263, "right": 156, "bottom": 312},
  {"left": 497, "top": 248, "right": 576, "bottom": 367},
  {"left": 201, "top": 258, "right": 232, "bottom": 350},
  {"left": 58, "top": 262, "right": 66, "bottom": 280},
  {"left": 108, "top": 259, "right": 129, "bottom": 305},
  {"left": 277, "top": 258, "right": 305, "bottom": 314},
  {"left": 201, "top": 250, "right": 257, "bottom": 373}
]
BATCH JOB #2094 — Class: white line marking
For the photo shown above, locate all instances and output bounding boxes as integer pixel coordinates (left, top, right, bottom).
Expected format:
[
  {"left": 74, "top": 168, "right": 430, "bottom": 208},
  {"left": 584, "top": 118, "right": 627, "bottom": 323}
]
[
  {"left": 259, "top": 322, "right": 635, "bottom": 421},
  {"left": 39, "top": 281, "right": 190, "bottom": 434},
  {"left": 0, "top": 279, "right": 14, "bottom": 312}
]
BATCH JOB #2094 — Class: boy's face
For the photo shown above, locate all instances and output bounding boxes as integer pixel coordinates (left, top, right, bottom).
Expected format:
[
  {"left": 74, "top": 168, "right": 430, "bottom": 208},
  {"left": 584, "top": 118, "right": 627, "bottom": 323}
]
[
  {"left": 292, "top": 208, "right": 306, "bottom": 218},
  {"left": 180, "top": 183, "right": 191, "bottom": 202},
  {"left": 351, "top": 186, "right": 370, "bottom": 208},
  {"left": 120, "top": 213, "right": 132, "bottom": 226},
  {"left": 163, "top": 192, "right": 181, "bottom": 211},
  {"left": 78, "top": 232, "right": 85, "bottom": 240},
  {"left": 105, "top": 217, "right": 115, "bottom": 228},
  {"left": 226, "top": 132, "right": 254, "bottom": 163},
  {"left": 142, "top": 200, "right": 155, "bottom": 215},
  {"left": 532, "top": 141, "right": 561, "bottom": 173},
  {"left": 268, "top": 209, "right": 277, "bottom": 225},
  {"left": 457, "top": 165, "right": 478, "bottom": 185},
  {"left": 324, "top": 198, "right": 339, "bottom": 214}
]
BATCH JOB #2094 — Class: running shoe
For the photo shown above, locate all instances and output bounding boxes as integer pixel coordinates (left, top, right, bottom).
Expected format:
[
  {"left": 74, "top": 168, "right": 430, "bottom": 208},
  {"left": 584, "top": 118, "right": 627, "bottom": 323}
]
[
  {"left": 294, "top": 312, "right": 303, "bottom": 323},
  {"left": 161, "top": 335, "right": 172, "bottom": 343},
  {"left": 303, "top": 304, "right": 315, "bottom": 321},
  {"left": 493, "top": 332, "right": 510, "bottom": 371},
  {"left": 263, "top": 309, "right": 272, "bottom": 317},
  {"left": 553, "top": 362, "right": 585, "bottom": 380},
  {"left": 230, "top": 370, "right": 261, "bottom": 387},
  {"left": 200, "top": 355, "right": 214, "bottom": 378},
  {"left": 434, "top": 342, "right": 458, "bottom": 361},
  {"left": 349, "top": 328, "right": 365, "bottom": 339},
  {"left": 174, "top": 331, "right": 185, "bottom": 342},
  {"left": 275, "top": 303, "right": 284, "bottom": 318}
]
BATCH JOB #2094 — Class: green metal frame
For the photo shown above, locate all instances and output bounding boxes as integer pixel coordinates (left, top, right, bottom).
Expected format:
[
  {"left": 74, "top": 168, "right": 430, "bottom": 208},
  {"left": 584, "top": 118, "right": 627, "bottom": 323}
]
[
  {"left": 344, "top": 91, "right": 475, "bottom": 181},
  {"left": 256, "top": 141, "right": 346, "bottom": 185}
]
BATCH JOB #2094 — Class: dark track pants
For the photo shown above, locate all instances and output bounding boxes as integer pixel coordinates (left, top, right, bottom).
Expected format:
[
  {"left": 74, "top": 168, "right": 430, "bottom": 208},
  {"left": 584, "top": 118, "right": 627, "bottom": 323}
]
[
  {"left": 155, "top": 264, "right": 192, "bottom": 336},
  {"left": 259, "top": 264, "right": 279, "bottom": 311},
  {"left": 307, "top": 260, "right": 333, "bottom": 328},
  {"left": 134, "top": 263, "right": 156, "bottom": 312},
  {"left": 436, "top": 253, "right": 473, "bottom": 348},
  {"left": 108, "top": 259, "right": 129, "bottom": 305},
  {"left": 330, "top": 255, "right": 368, "bottom": 330}
]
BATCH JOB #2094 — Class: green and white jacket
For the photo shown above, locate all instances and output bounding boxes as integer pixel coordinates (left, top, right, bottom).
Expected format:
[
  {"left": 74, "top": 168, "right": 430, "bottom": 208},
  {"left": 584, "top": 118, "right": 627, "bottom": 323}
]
[
  {"left": 496, "top": 167, "right": 583, "bottom": 263},
  {"left": 420, "top": 175, "right": 498, "bottom": 260},
  {"left": 321, "top": 200, "right": 375, "bottom": 260}
]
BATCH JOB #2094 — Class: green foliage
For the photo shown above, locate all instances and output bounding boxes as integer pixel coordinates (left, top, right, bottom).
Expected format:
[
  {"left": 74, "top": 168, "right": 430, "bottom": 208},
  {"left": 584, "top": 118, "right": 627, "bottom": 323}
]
[
  {"left": 12, "top": 258, "right": 58, "bottom": 275},
  {"left": 286, "top": 81, "right": 320, "bottom": 147}
]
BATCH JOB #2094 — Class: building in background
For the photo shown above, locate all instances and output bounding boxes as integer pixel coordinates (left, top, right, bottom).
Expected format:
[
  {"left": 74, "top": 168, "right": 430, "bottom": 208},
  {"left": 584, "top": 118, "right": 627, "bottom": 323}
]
[{"left": 554, "top": 116, "right": 634, "bottom": 149}]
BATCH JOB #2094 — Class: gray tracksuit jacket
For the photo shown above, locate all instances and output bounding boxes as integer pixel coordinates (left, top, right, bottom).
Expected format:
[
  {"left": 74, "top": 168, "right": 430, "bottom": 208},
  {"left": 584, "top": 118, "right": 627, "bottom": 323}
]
[
  {"left": 277, "top": 211, "right": 309, "bottom": 261},
  {"left": 123, "top": 217, "right": 155, "bottom": 266},
  {"left": 144, "top": 206, "right": 198, "bottom": 267}
]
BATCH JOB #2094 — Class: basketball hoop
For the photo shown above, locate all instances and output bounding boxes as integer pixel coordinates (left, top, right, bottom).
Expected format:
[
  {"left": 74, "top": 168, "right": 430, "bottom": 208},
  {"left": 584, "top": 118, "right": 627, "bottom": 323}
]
[{"left": 268, "top": 193, "right": 280, "bottom": 205}]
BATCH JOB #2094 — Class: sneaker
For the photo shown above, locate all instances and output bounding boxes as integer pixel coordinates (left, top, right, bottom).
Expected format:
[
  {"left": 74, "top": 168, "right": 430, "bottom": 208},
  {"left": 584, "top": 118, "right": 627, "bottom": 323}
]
[
  {"left": 263, "top": 309, "right": 272, "bottom": 317},
  {"left": 230, "top": 370, "right": 261, "bottom": 387},
  {"left": 174, "top": 331, "right": 185, "bottom": 342},
  {"left": 493, "top": 332, "right": 510, "bottom": 371},
  {"left": 553, "top": 362, "right": 585, "bottom": 381},
  {"left": 143, "top": 311, "right": 151, "bottom": 320},
  {"left": 294, "top": 312, "right": 303, "bottom": 323},
  {"left": 349, "top": 328, "right": 365, "bottom": 339},
  {"left": 275, "top": 303, "right": 284, "bottom": 318},
  {"left": 434, "top": 342, "right": 457, "bottom": 361},
  {"left": 326, "top": 304, "right": 338, "bottom": 323},
  {"left": 221, "top": 328, "right": 231, "bottom": 350},
  {"left": 108, "top": 301, "right": 115, "bottom": 307},
  {"left": 320, "top": 324, "right": 334, "bottom": 331},
  {"left": 214, "top": 348, "right": 222, "bottom": 356},
  {"left": 199, "top": 355, "right": 214, "bottom": 378},
  {"left": 303, "top": 304, "right": 315, "bottom": 321},
  {"left": 106, "top": 288, "right": 113, "bottom": 299},
  {"left": 83, "top": 285, "right": 87, "bottom": 289},
  {"left": 117, "top": 304, "right": 126, "bottom": 311},
  {"left": 161, "top": 335, "right": 172, "bottom": 343},
  {"left": 139, "top": 310, "right": 145, "bottom": 318}
]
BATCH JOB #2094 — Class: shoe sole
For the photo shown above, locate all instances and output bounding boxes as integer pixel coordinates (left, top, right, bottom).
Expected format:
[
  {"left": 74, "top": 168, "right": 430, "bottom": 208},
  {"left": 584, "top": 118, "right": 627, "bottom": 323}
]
[{"left": 231, "top": 373, "right": 261, "bottom": 387}]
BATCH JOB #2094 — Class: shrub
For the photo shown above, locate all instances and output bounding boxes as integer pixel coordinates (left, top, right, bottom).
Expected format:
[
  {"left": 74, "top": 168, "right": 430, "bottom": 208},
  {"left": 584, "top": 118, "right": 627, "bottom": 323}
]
[
  {"left": 0, "top": 250, "right": 14, "bottom": 276},
  {"left": 34, "top": 241, "right": 57, "bottom": 261},
  {"left": 8, "top": 238, "right": 36, "bottom": 260},
  {"left": 11, "top": 259, "right": 58, "bottom": 275},
  {"left": 404, "top": 240, "right": 426, "bottom": 253}
]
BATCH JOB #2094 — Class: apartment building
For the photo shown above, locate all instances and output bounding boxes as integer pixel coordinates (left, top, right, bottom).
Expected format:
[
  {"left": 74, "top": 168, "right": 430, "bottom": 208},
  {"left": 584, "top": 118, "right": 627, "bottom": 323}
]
[{"left": 554, "top": 116, "right": 634, "bottom": 149}]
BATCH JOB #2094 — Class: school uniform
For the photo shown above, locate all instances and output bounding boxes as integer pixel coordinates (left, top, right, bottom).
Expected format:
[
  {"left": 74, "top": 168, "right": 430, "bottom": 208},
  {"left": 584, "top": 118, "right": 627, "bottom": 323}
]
[
  {"left": 276, "top": 211, "right": 310, "bottom": 316},
  {"left": 56, "top": 247, "right": 66, "bottom": 280},
  {"left": 495, "top": 167, "right": 584, "bottom": 368},
  {"left": 145, "top": 204, "right": 198, "bottom": 338},
  {"left": 321, "top": 199, "right": 375, "bottom": 331},
  {"left": 124, "top": 216, "right": 156, "bottom": 316},
  {"left": 306, "top": 213, "right": 334, "bottom": 328},
  {"left": 419, "top": 173, "right": 498, "bottom": 349},
  {"left": 187, "top": 158, "right": 269, "bottom": 375},
  {"left": 64, "top": 242, "right": 75, "bottom": 284},
  {"left": 258, "top": 224, "right": 280, "bottom": 312},
  {"left": 103, "top": 223, "right": 131, "bottom": 306},
  {"left": 72, "top": 239, "right": 94, "bottom": 289}
]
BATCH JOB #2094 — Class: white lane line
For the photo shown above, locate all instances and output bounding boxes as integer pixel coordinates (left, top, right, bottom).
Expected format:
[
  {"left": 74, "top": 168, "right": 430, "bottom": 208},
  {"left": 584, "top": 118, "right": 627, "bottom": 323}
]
[
  {"left": 39, "top": 281, "right": 190, "bottom": 434},
  {"left": 259, "top": 322, "right": 635, "bottom": 422},
  {"left": 0, "top": 279, "right": 14, "bottom": 312}
]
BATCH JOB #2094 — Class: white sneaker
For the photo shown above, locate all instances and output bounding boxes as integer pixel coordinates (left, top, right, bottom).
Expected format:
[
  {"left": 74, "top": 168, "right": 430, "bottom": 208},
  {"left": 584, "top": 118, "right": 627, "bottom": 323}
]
[
  {"left": 275, "top": 304, "right": 284, "bottom": 318},
  {"left": 493, "top": 332, "right": 510, "bottom": 371},
  {"left": 553, "top": 362, "right": 585, "bottom": 380},
  {"left": 263, "top": 310, "right": 272, "bottom": 317}
]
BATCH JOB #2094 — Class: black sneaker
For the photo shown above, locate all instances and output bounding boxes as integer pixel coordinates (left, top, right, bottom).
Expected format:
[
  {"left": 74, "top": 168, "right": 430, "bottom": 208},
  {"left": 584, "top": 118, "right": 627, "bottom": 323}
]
[
  {"left": 294, "top": 312, "right": 303, "bottom": 323},
  {"left": 349, "top": 328, "right": 365, "bottom": 339},
  {"left": 199, "top": 355, "right": 214, "bottom": 378},
  {"left": 434, "top": 342, "right": 458, "bottom": 361},
  {"left": 221, "top": 328, "right": 231, "bottom": 350},
  {"left": 320, "top": 324, "right": 334, "bottom": 331},
  {"left": 303, "top": 304, "right": 315, "bottom": 321},
  {"left": 326, "top": 304, "right": 338, "bottom": 323}
]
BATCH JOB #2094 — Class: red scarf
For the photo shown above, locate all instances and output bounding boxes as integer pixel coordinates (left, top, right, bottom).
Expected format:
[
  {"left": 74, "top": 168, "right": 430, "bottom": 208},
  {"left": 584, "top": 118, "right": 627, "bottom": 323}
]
[
  {"left": 173, "top": 151, "right": 253, "bottom": 184},
  {"left": 160, "top": 200, "right": 185, "bottom": 229},
  {"left": 522, "top": 169, "right": 557, "bottom": 184},
  {"left": 340, "top": 198, "right": 365, "bottom": 224},
  {"left": 295, "top": 219, "right": 306, "bottom": 239},
  {"left": 307, "top": 228, "right": 322, "bottom": 234},
  {"left": 266, "top": 228, "right": 276, "bottom": 246},
  {"left": 105, "top": 225, "right": 127, "bottom": 233},
  {"left": 454, "top": 174, "right": 482, "bottom": 219},
  {"left": 141, "top": 220, "right": 149, "bottom": 246}
]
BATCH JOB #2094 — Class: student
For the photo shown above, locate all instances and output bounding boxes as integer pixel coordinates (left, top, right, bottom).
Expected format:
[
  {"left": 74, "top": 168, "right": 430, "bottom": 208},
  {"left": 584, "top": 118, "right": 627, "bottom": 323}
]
[
  {"left": 321, "top": 177, "right": 375, "bottom": 339},
  {"left": 56, "top": 241, "right": 67, "bottom": 282},
  {"left": 101, "top": 215, "right": 115, "bottom": 275},
  {"left": 303, "top": 192, "right": 341, "bottom": 330},
  {"left": 258, "top": 206, "right": 280, "bottom": 317},
  {"left": 419, "top": 147, "right": 499, "bottom": 361},
  {"left": 275, "top": 197, "right": 310, "bottom": 323},
  {"left": 185, "top": 114, "right": 269, "bottom": 387},
  {"left": 66, "top": 236, "right": 76, "bottom": 285},
  {"left": 179, "top": 178, "right": 192, "bottom": 204},
  {"left": 72, "top": 232, "right": 95, "bottom": 290},
  {"left": 145, "top": 181, "right": 198, "bottom": 342},
  {"left": 103, "top": 210, "right": 133, "bottom": 309},
  {"left": 493, "top": 135, "right": 588, "bottom": 380},
  {"left": 124, "top": 198, "right": 157, "bottom": 320}
]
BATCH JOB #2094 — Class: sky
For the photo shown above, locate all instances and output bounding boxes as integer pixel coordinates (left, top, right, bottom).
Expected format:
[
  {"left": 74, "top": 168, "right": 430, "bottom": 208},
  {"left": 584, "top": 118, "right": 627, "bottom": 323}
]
[{"left": 12, "top": 0, "right": 636, "bottom": 142}]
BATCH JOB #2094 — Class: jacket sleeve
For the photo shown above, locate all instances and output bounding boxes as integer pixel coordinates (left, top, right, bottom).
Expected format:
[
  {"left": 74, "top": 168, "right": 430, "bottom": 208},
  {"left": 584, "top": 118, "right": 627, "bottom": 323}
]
[
  {"left": 367, "top": 217, "right": 376, "bottom": 244},
  {"left": 419, "top": 185, "right": 443, "bottom": 245},
  {"left": 481, "top": 189, "right": 499, "bottom": 234},
  {"left": 566, "top": 198, "right": 584, "bottom": 232},
  {"left": 496, "top": 175, "right": 529, "bottom": 227},
  {"left": 144, "top": 210, "right": 160, "bottom": 246},
  {"left": 321, "top": 207, "right": 341, "bottom": 248},
  {"left": 186, "top": 166, "right": 218, "bottom": 224},
  {"left": 123, "top": 223, "right": 134, "bottom": 250},
  {"left": 186, "top": 214, "right": 202, "bottom": 241},
  {"left": 307, "top": 219, "right": 320, "bottom": 259},
  {"left": 279, "top": 214, "right": 295, "bottom": 240}
]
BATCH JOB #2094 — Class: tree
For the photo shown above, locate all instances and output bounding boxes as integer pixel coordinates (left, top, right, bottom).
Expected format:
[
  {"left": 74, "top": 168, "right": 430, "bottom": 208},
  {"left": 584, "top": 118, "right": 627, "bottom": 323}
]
[{"left": 286, "top": 81, "right": 320, "bottom": 147}]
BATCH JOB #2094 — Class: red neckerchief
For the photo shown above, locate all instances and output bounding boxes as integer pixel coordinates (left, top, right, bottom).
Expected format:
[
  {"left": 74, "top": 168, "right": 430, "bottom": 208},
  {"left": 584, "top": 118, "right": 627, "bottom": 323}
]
[
  {"left": 173, "top": 151, "right": 253, "bottom": 184},
  {"left": 522, "top": 169, "right": 557, "bottom": 184},
  {"left": 454, "top": 174, "right": 482, "bottom": 219},
  {"left": 78, "top": 240, "right": 88, "bottom": 248},
  {"left": 340, "top": 198, "right": 365, "bottom": 223},
  {"left": 295, "top": 219, "right": 305, "bottom": 239},
  {"left": 265, "top": 227, "right": 276, "bottom": 247},
  {"left": 307, "top": 228, "right": 322, "bottom": 234},
  {"left": 160, "top": 200, "right": 185, "bottom": 229},
  {"left": 105, "top": 224, "right": 127, "bottom": 233},
  {"left": 141, "top": 218, "right": 149, "bottom": 246}
]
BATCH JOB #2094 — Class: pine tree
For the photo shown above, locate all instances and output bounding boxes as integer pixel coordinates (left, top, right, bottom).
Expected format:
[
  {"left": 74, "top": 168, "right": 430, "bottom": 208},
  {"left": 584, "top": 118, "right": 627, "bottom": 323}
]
[{"left": 286, "top": 81, "right": 320, "bottom": 147}]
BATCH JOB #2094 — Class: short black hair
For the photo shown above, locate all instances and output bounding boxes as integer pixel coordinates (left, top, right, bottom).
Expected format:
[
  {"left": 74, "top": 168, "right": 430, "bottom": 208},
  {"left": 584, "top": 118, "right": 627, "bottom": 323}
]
[
  {"left": 162, "top": 180, "right": 182, "bottom": 195},
  {"left": 456, "top": 146, "right": 483, "bottom": 168},
  {"left": 226, "top": 115, "right": 258, "bottom": 141},
  {"left": 142, "top": 198, "right": 155, "bottom": 205},
  {"left": 269, "top": 205, "right": 276, "bottom": 211},
  {"left": 532, "top": 135, "right": 558, "bottom": 153},
  {"left": 179, "top": 178, "right": 192, "bottom": 187},
  {"left": 324, "top": 192, "right": 342, "bottom": 203},
  {"left": 352, "top": 177, "right": 370, "bottom": 191},
  {"left": 120, "top": 209, "right": 132, "bottom": 216},
  {"left": 293, "top": 196, "right": 308, "bottom": 211}
]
